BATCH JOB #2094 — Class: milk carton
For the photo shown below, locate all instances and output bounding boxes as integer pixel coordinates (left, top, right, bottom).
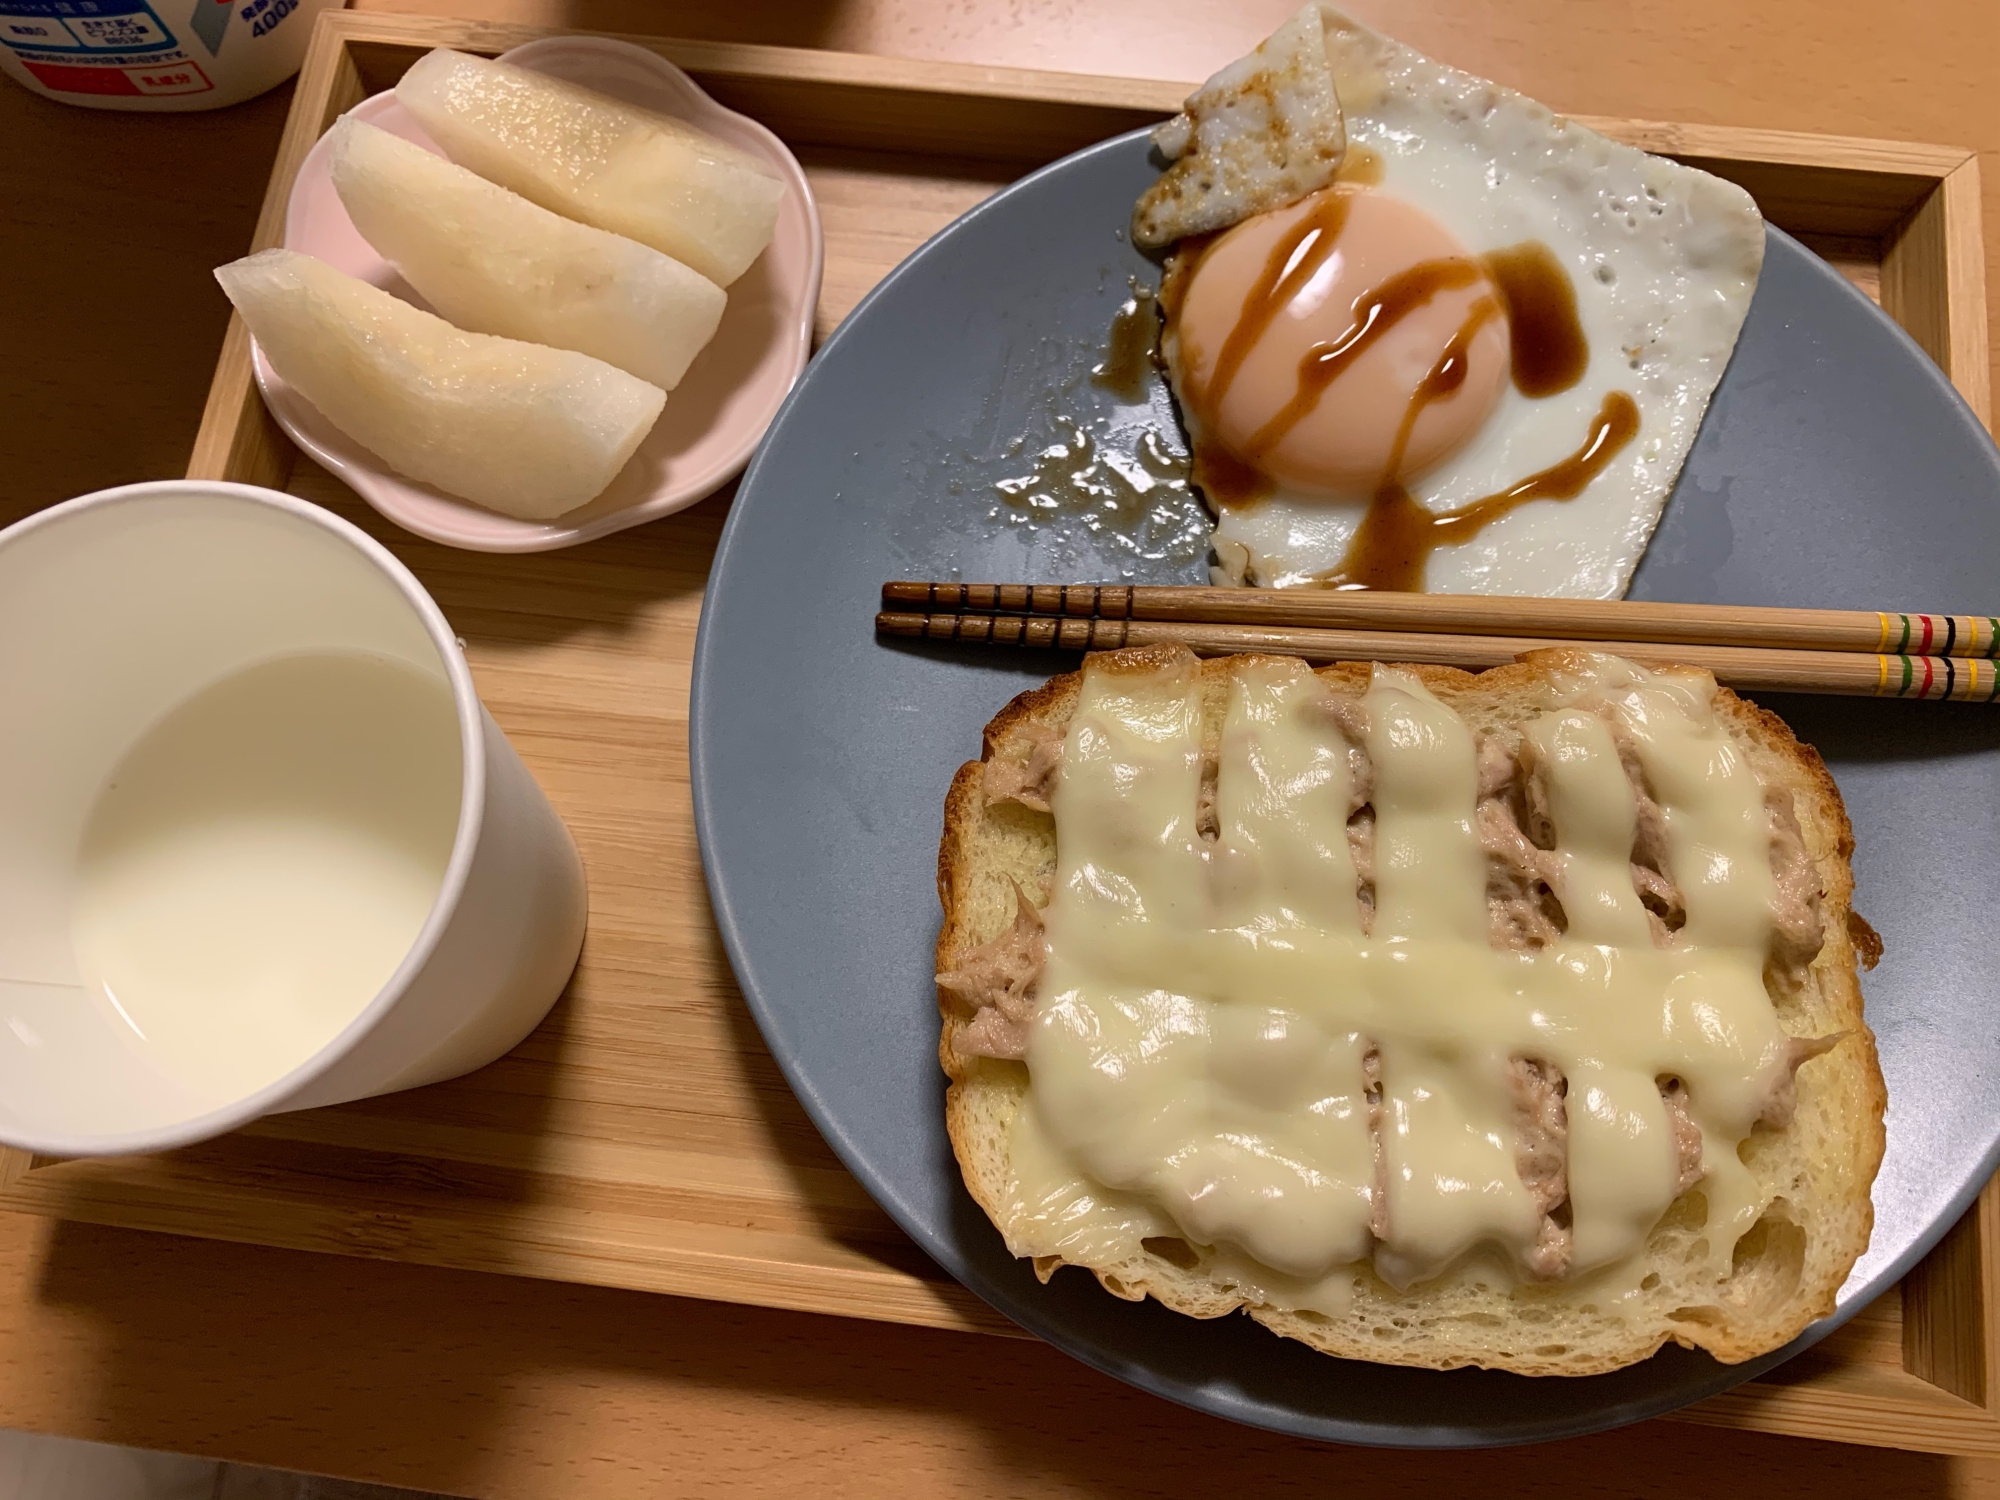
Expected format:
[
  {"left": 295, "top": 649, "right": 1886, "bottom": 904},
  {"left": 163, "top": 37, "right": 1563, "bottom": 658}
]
[{"left": 0, "top": 0, "right": 340, "bottom": 110}]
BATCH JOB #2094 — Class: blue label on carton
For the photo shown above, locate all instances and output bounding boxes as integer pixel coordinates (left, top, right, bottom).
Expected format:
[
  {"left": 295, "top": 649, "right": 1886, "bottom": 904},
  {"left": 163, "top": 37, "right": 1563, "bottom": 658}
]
[{"left": 0, "top": 0, "right": 178, "bottom": 55}]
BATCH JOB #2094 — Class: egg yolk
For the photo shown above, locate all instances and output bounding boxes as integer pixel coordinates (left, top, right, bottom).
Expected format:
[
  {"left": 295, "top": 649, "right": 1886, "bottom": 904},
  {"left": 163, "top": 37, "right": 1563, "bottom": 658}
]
[{"left": 1174, "top": 185, "right": 1511, "bottom": 496}]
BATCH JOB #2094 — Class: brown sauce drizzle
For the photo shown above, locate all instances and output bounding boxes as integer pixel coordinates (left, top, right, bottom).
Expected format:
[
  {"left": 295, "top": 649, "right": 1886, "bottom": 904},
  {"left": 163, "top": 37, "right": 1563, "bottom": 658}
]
[
  {"left": 1383, "top": 296, "right": 1503, "bottom": 479},
  {"left": 1091, "top": 284, "right": 1162, "bottom": 402},
  {"left": 1156, "top": 232, "right": 1210, "bottom": 324},
  {"left": 1319, "top": 391, "right": 1641, "bottom": 591},
  {"left": 1242, "top": 256, "right": 1482, "bottom": 459},
  {"left": 1191, "top": 443, "right": 1272, "bottom": 509},
  {"left": 1195, "top": 189, "right": 1356, "bottom": 424},
  {"left": 1479, "top": 241, "right": 1589, "bottom": 397},
  {"left": 1175, "top": 187, "right": 1630, "bottom": 590}
]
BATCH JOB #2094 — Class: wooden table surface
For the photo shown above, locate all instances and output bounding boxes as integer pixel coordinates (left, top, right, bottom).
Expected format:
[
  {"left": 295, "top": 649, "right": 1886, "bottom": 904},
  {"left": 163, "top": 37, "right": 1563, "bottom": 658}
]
[{"left": 4, "top": 1, "right": 1999, "bottom": 1494}]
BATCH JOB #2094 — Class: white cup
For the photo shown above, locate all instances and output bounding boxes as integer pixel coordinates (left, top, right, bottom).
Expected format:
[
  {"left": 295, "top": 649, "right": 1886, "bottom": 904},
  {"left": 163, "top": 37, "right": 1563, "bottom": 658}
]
[{"left": 0, "top": 481, "right": 587, "bottom": 1156}]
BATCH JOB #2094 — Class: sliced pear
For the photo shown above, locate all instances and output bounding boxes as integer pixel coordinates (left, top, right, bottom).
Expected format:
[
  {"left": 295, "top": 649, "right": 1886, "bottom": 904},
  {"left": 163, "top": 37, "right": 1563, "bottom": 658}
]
[
  {"left": 395, "top": 48, "right": 784, "bottom": 287},
  {"left": 215, "top": 249, "right": 664, "bottom": 521},
  {"left": 328, "top": 118, "right": 725, "bottom": 393}
]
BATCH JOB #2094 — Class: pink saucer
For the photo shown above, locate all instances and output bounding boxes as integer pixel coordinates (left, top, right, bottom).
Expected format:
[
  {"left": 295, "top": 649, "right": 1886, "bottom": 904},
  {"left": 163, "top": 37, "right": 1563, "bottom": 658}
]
[{"left": 269, "top": 36, "right": 824, "bottom": 553}]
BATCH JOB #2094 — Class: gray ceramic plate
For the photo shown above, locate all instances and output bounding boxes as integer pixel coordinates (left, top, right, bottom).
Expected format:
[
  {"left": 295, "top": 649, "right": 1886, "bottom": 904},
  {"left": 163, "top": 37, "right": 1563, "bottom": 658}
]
[{"left": 691, "top": 130, "right": 2000, "bottom": 1446}]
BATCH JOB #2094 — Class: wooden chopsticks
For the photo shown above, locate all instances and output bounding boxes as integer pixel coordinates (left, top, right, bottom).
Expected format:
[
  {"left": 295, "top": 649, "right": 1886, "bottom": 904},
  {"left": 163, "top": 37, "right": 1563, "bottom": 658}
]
[{"left": 876, "top": 581, "right": 2000, "bottom": 700}]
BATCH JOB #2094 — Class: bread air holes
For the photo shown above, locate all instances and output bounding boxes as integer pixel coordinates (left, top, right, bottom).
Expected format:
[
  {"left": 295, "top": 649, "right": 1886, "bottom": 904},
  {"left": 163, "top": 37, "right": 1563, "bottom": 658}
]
[
  {"left": 1655, "top": 1189, "right": 1709, "bottom": 1233},
  {"left": 1726, "top": 1207, "right": 1807, "bottom": 1315},
  {"left": 1095, "top": 1271, "right": 1145, "bottom": 1301},
  {"left": 1667, "top": 1304, "right": 1726, "bottom": 1327},
  {"left": 1142, "top": 1236, "right": 1203, "bottom": 1270}
]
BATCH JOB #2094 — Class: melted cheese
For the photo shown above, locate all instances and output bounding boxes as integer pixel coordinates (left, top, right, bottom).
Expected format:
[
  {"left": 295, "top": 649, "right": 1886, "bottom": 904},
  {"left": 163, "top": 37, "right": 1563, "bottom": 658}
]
[
  {"left": 1009, "top": 650, "right": 1789, "bottom": 1295},
  {"left": 1524, "top": 709, "right": 1677, "bottom": 1268}
]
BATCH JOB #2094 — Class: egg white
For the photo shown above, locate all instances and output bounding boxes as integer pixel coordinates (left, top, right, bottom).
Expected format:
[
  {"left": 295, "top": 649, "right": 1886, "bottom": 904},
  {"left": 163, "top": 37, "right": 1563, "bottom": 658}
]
[{"left": 1168, "top": 6, "right": 1765, "bottom": 598}]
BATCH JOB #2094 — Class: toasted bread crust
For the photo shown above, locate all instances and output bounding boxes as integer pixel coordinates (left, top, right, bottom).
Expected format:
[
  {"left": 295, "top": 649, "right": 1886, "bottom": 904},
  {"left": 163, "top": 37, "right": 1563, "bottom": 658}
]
[{"left": 936, "top": 649, "right": 1885, "bottom": 1376}]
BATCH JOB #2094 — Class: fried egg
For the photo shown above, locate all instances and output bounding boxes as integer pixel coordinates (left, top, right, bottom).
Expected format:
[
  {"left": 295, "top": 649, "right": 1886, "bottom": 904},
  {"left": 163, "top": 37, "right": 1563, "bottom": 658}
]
[{"left": 1146, "top": 4, "right": 1765, "bottom": 596}]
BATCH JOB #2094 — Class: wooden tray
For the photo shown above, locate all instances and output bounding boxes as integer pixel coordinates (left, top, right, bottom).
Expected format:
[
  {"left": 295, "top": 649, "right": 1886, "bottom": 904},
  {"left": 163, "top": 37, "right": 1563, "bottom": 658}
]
[{"left": 3, "top": 7, "right": 1995, "bottom": 1456}]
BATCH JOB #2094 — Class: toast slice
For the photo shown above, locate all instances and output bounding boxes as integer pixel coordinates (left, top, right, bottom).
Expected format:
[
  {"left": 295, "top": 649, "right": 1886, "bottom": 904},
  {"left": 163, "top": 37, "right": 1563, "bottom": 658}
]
[{"left": 935, "top": 647, "right": 1885, "bottom": 1376}]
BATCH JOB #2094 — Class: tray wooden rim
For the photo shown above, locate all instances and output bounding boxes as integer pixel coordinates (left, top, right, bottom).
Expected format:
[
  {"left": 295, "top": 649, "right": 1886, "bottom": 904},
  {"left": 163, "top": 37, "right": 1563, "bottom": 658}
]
[{"left": 5, "top": 5, "right": 1996, "bottom": 1457}]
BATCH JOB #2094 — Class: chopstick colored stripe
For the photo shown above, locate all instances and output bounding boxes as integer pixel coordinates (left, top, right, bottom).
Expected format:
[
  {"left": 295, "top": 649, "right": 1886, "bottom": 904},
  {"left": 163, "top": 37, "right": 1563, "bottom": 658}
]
[
  {"left": 1824, "top": 652, "right": 1960, "bottom": 700},
  {"left": 1845, "top": 653, "right": 1992, "bottom": 697}
]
